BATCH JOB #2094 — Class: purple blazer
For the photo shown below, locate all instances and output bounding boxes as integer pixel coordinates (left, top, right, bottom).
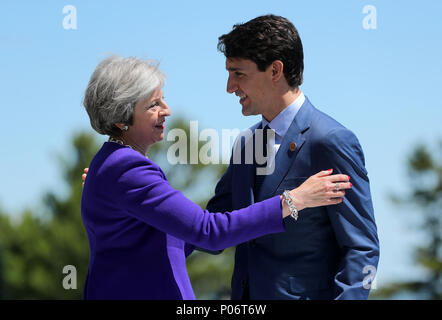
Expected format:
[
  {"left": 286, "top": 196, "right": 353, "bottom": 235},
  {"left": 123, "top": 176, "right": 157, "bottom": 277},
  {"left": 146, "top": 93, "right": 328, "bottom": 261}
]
[{"left": 81, "top": 142, "right": 285, "bottom": 299}]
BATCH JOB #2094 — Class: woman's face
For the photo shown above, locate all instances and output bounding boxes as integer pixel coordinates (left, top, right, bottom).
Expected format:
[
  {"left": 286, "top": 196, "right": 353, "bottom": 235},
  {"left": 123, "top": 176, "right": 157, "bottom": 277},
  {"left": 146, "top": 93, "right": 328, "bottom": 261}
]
[{"left": 128, "top": 87, "right": 171, "bottom": 148}]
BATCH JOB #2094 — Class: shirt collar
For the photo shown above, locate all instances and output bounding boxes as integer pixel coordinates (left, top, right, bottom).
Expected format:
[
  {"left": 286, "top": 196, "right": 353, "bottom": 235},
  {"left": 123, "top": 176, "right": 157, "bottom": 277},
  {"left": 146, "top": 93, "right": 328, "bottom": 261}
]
[{"left": 262, "top": 91, "right": 305, "bottom": 138}]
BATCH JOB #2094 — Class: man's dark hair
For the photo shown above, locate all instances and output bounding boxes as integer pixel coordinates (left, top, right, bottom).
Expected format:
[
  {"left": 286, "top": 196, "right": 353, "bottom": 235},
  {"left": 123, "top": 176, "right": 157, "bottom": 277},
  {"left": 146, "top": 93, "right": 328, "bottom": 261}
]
[{"left": 218, "top": 14, "right": 304, "bottom": 88}]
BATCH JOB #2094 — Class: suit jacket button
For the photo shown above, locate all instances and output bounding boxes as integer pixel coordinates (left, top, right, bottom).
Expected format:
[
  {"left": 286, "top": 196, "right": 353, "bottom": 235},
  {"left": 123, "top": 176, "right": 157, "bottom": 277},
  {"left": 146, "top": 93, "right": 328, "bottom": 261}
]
[{"left": 290, "top": 142, "right": 297, "bottom": 152}]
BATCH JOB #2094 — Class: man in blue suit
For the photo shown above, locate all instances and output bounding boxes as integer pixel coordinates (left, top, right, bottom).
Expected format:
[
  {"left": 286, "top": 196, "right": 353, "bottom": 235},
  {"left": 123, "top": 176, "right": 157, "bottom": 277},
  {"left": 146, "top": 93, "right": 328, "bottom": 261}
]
[{"left": 205, "top": 15, "right": 379, "bottom": 300}]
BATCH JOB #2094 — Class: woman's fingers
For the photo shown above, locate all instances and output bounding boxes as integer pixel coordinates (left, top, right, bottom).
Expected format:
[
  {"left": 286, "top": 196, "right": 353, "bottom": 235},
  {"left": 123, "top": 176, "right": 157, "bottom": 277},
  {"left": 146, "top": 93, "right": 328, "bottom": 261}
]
[
  {"left": 82, "top": 173, "right": 87, "bottom": 182},
  {"left": 84, "top": 168, "right": 89, "bottom": 173},
  {"left": 325, "top": 197, "right": 344, "bottom": 205},
  {"left": 292, "top": 171, "right": 352, "bottom": 210},
  {"left": 328, "top": 174, "right": 350, "bottom": 183},
  {"left": 311, "top": 196, "right": 344, "bottom": 208},
  {"left": 313, "top": 171, "right": 351, "bottom": 187},
  {"left": 327, "top": 190, "right": 346, "bottom": 198},
  {"left": 328, "top": 181, "right": 352, "bottom": 191},
  {"left": 315, "top": 168, "right": 333, "bottom": 178}
]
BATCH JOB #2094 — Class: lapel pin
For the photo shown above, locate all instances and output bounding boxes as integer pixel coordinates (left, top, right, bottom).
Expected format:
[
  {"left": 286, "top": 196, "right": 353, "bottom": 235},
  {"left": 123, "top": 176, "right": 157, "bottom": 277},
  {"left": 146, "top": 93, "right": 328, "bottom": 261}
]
[{"left": 289, "top": 142, "right": 297, "bottom": 152}]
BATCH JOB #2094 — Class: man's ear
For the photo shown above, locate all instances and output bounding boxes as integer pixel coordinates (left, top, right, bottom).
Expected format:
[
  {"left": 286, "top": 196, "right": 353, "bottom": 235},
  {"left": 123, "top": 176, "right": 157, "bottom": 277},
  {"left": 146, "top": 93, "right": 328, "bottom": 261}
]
[{"left": 271, "top": 60, "right": 284, "bottom": 82}]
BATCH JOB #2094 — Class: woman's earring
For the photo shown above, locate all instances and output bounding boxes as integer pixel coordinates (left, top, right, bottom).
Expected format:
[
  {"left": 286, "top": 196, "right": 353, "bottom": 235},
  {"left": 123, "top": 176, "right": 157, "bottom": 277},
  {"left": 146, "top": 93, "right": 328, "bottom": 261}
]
[{"left": 123, "top": 125, "right": 128, "bottom": 131}]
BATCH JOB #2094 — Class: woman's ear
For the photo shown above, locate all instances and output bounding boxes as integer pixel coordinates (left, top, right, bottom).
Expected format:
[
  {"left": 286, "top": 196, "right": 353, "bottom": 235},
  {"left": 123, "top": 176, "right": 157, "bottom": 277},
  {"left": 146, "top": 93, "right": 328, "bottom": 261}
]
[
  {"left": 114, "top": 123, "right": 128, "bottom": 131},
  {"left": 114, "top": 123, "right": 124, "bottom": 130}
]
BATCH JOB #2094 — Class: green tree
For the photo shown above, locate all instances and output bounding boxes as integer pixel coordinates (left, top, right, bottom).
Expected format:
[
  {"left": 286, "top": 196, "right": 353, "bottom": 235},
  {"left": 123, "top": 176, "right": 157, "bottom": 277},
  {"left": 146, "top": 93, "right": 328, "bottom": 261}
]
[
  {"left": 375, "top": 141, "right": 442, "bottom": 299},
  {"left": 0, "top": 211, "right": 10, "bottom": 298},
  {"left": 0, "top": 133, "right": 99, "bottom": 299}
]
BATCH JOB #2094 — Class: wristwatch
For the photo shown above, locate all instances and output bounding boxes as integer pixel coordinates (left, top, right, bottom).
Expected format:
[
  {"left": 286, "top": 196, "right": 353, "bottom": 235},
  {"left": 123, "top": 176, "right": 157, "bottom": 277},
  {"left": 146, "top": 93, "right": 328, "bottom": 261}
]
[{"left": 282, "top": 190, "right": 299, "bottom": 220}]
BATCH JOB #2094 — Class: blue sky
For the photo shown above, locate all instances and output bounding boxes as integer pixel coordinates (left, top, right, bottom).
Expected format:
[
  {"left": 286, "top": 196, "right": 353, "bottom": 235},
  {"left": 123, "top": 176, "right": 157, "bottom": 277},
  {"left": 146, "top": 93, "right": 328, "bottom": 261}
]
[{"left": 1, "top": 0, "right": 441, "bottom": 295}]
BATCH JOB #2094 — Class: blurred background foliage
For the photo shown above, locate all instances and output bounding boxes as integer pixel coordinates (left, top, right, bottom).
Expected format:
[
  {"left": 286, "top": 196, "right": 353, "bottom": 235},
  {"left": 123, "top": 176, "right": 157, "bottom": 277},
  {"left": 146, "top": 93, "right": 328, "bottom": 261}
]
[
  {"left": 371, "top": 141, "right": 442, "bottom": 299},
  {"left": 0, "top": 118, "right": 440, "bottom": 299}
]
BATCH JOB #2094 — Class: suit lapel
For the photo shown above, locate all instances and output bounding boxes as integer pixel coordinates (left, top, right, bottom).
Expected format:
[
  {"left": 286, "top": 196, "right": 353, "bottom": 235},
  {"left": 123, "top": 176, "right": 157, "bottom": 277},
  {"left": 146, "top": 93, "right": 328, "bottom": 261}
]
[{"left": 256, "top": 98, "right": 314, "bottom": 200}]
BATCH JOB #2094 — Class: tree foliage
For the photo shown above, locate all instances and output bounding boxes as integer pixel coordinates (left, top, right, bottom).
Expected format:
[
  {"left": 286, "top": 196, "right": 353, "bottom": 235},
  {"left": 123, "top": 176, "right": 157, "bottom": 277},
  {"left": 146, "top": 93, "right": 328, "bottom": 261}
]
[
  {"left": 0, "top": 133, "right": 98, "bottom": 299},
  {"left": 375, "top": 140, "right": 442, "bottom": 299}
]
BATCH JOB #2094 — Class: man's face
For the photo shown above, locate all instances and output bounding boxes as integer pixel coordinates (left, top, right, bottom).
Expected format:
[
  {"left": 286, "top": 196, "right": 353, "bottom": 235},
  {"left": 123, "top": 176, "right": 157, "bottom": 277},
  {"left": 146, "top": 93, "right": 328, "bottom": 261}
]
[{"left": 225, "top": 58, "right": 273, "bottom": 117}]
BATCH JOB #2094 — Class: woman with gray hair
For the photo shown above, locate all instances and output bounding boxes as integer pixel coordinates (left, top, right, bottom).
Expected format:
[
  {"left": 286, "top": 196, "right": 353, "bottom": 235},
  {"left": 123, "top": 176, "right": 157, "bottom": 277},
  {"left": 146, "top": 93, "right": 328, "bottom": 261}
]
[{"left": 81, "top": 55, "right": 351, "bottom": 299}]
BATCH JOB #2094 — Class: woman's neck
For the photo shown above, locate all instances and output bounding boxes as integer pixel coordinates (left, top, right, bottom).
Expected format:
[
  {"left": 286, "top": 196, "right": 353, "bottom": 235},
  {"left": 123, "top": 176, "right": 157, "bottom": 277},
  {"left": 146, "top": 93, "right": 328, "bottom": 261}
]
[{"left": 110, "top": 135, "right": 148, "bottom": 156}]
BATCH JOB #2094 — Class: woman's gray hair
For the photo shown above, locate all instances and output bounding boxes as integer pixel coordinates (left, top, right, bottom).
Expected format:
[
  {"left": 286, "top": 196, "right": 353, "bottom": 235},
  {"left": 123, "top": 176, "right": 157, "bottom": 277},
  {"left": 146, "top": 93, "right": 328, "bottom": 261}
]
[{"left": 83, "top": 55, "right": 166, "bottom": 136}]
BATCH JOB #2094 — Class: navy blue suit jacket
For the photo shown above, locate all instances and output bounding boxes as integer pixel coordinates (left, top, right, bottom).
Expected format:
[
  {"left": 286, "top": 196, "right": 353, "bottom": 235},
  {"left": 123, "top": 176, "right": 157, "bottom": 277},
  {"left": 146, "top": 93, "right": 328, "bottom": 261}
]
[{"left": 206, "top": 97, "right": 379, "bottom": 299}]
